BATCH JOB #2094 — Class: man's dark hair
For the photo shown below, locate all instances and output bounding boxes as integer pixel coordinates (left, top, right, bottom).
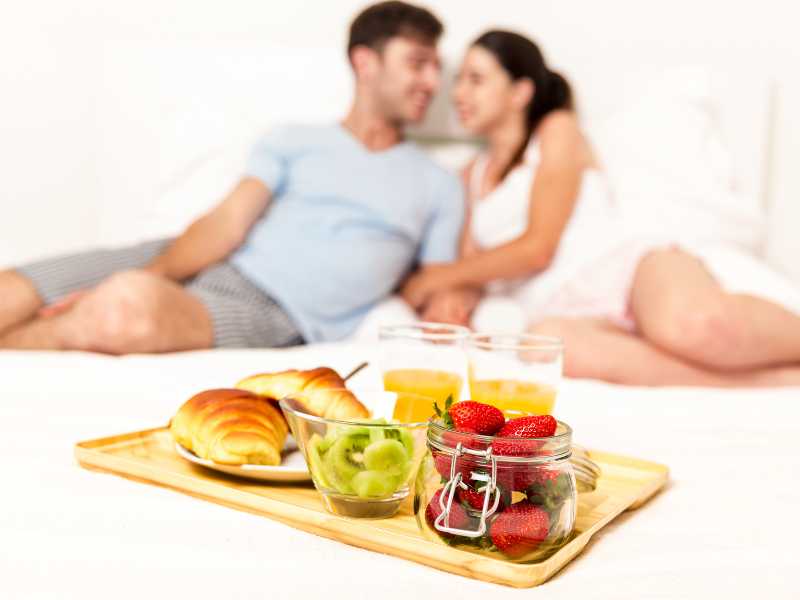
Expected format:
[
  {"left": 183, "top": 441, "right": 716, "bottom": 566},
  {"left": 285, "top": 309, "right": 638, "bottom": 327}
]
[{"left": 347, "top": 1, "right": 443, "bottom": 59}]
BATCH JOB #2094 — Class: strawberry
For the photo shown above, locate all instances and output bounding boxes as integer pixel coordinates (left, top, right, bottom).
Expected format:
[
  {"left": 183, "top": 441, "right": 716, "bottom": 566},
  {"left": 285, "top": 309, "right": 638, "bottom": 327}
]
[
  {"left": 498, "top": 414, "right": 557, "bottom": 438},
  {"left": 448, "top": 401, "right": 505, "bottom": 435},
  {"left": 433, "top": 447, "right": 482, "bottom": 482},
  {"left": 457, "top": 484, "right": 509, "bottom": 512},
  {"left": 425, "top": 488, "right": 471, "bottom": 539},
  {"left": 489, "top": 502, "right": 550, "bottom": 558},
  {"left": 526, "top": 471, "right": 573, "bottom": 516},
  {"left": 496, "top": 464, "right": 539, "bottom": 492},
  {"left": 493, "top": 415, "right": 558, "bottom": 456}
]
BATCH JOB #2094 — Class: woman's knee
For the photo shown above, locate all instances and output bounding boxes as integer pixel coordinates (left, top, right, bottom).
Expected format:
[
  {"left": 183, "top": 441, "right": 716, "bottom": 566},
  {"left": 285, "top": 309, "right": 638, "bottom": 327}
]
[{"left": 644, "top": 296, "right": 745, "bottom": 368}]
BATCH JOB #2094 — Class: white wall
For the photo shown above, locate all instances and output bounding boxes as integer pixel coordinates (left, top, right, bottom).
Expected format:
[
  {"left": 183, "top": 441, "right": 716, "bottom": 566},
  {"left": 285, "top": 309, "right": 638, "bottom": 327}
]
[{"left": 2, "top": 0, "right": 798, "bottom": 277}]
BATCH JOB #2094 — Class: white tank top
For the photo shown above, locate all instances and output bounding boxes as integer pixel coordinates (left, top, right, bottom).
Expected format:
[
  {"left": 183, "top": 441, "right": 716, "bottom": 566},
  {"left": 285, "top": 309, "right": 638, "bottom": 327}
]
[{"left": 468, "top": 141, "right": 618, "bottom": 310}]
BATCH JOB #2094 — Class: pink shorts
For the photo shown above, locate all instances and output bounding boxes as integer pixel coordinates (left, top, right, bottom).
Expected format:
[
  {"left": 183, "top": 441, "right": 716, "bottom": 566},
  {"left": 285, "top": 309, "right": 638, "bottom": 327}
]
[{"left": 535, "top": 240, "right": 674, "bottom": 331}]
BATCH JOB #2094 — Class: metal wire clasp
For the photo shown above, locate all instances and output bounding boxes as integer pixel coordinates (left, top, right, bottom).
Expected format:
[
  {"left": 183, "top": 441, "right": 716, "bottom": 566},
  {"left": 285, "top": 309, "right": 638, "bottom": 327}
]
[{"left": 433, "top": 442, "right": 502, "bottom": 538}]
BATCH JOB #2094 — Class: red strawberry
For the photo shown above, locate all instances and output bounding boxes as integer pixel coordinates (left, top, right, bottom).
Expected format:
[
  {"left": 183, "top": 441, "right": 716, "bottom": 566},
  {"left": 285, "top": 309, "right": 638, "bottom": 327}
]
[
  {"left": 448, "top": 401, "right": 505, "bottom": 435},
  {"left": 425, "top": 488, "right": 471, "bottom": 539},
  {"left": 457, "top": 485, "right": 489, "bottom": 511},
  {"left": 433, "top": 428, "right": 488, "bottom": 481},
  {"left": 497, "top": 464, "right": 565, "bottom": 494},
  {"left": 525, "top": 467, "right": 562, "bottom": 487},
  {"left": 526, "top": 470, "right": 573, "bottom": 516},
  {"left": 496, "top": 464, "right": 539, "bottom": 492},
  {"left": 433, "top": 447, "right": 483, "bottom": 484},
  {"left": 441, "top": 428, "right": 485, "bottom": 451},
  {"left": 499, "top": 414, "right": 557, "bottom": 438},
  {"left": 457, "top": 484, "right": 509, "bottom": 512},
  {"left": 489, "top": 502, "right": 550, "bottom": 558},
  {"left": 493, "top": 415, "right": 558, "bottom": 456}
]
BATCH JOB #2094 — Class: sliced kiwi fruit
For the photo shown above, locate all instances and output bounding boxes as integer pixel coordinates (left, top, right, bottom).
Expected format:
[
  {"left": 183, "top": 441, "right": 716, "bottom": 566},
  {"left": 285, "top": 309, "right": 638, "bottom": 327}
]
[
  {"left": 351, "top": 470, "right": 398, "bottom": 498},
  {"left": 363, "top": 439, "right": 409, "bottom": 476},
  {"left": 315, "top": 422, "right": 413, "bottom": 497},
  {"left": 307, "top": 434, "right": 331, "bottom": 489},
  {"left": 397, "top": 428, "right": 414, "bottom": 459},
  {"left": 322, "top": 433, "right": 370, "bottom": 494}
]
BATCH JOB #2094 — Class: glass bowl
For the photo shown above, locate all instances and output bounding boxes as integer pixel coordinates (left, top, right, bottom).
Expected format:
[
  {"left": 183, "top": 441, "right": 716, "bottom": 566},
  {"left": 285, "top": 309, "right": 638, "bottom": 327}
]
[{"left": 279, "top": 393, "right": 428, "bottom": 519}]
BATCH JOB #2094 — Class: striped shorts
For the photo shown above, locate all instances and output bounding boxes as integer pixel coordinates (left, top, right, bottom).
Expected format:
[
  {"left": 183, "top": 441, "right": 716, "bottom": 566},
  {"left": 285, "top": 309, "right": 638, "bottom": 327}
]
[{"left": 16, "top": 239, "right": 304, "bottom": 349}]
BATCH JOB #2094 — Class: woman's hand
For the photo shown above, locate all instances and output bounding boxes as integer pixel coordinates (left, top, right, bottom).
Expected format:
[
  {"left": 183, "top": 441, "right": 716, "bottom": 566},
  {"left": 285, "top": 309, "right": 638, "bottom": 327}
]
[
  {"left": 400, "top": 264, "right": 455, "bottom": 309},
  {"left": 421, "top": 287, "right": 482, "bottom": 327}
]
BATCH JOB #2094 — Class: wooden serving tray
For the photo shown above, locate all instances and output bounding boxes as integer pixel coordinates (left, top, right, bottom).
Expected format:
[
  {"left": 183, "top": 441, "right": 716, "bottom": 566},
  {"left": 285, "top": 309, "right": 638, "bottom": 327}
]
[{"left": 75, "top": 427, "right": 668, "bottom": 588}]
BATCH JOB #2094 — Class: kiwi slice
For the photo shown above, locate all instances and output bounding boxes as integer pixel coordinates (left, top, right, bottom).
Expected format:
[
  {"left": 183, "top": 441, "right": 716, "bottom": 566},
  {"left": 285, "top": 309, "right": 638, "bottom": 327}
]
[
  {"left": 363, "top": 439, "right": 409, "bottom": 477},
  {"left": 307, "top": 434, "right": 331, "bottom": 489},
  {"left": 323, "top": 433, "right": 371, "bottom": 494},
  {"left": 369, "top": 427, "right": 386, "bottom": 444},
  {"left": 317, "top": 433, "right": 335, "bottom": 454},
  {"left": 351, "top": 470, "right": 398, "bottom": 498},
  {"left": 397, "top": 428, "right": 414, "bottom": 459}
]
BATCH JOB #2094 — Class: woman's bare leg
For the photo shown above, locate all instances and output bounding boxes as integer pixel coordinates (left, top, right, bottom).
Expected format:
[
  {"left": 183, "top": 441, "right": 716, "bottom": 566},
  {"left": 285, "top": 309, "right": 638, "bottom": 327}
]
[
  {"left": 0, "top": 270, "right": 42, "bottom": 335},
  {"left": 530, "top": 317, "right": 800, "bottom": 387},
  {"left": 630, "top": 249, "right": 800, "bottom": 371}
]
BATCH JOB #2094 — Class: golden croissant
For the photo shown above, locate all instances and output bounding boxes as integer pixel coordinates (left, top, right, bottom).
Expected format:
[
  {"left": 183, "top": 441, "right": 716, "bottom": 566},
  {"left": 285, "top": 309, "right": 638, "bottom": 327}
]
[
  {"left": 171, "top": 388, "right": 288, "bottom": 466},
  {"left": 236, "top": 367, "right": 370, "bottom": 420}
]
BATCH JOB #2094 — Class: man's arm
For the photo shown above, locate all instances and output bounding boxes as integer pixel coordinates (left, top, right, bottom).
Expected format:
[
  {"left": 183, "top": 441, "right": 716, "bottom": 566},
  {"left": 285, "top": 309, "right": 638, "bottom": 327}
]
[{"left": 145, "top": 177, "right": 271, "bottom": 281}]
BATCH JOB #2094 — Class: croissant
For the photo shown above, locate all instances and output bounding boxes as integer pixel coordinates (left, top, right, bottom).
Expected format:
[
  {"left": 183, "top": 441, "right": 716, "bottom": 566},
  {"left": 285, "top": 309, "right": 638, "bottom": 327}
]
[
  {"left": 170, "top": 388, "right": 288, "bottom": 466},
  {"left": 236, "top": 367, "right": 370, "bottom": 420}
]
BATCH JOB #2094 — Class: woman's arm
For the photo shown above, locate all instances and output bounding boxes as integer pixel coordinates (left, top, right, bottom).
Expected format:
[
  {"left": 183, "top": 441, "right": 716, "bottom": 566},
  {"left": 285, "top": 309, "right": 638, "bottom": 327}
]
[
  {"left": 414, "top": 159, "right": 484, "bottom": 326},
  {"left": 459, "top": 159, "right": 482, "bottom": 259},
  {"left": 402, "top": 112, "right": 589, "bottom": 308}
]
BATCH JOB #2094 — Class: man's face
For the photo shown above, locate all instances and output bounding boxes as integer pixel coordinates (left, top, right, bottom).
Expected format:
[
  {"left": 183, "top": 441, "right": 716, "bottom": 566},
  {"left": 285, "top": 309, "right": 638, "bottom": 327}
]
[{"left": 366, "top": 36, "right": 441, "bottom": 125}]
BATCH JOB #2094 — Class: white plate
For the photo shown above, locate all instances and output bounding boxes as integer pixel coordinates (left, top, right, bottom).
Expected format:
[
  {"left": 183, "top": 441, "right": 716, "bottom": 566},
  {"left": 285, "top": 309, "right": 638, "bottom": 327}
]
[{"left": 174, "top": 439, "right": 311, "bottom": 483}]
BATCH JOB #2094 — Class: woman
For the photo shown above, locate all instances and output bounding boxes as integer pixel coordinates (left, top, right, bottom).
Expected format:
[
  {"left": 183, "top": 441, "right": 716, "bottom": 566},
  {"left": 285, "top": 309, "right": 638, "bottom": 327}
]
[{"left": 402, "top": 30, "right": 800, "bottom": 386}]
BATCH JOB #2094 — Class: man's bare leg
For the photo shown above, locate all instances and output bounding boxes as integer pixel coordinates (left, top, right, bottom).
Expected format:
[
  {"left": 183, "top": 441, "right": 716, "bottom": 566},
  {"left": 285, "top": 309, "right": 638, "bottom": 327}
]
[
  {"left": 530, "top": 317, "right": 800, "bottom": 387},
  {"left": 0, "top": 270, "right": 43, "bottom": 335},
  {"left": 0, "top": 270, "right": 213, "bottom": 353}
]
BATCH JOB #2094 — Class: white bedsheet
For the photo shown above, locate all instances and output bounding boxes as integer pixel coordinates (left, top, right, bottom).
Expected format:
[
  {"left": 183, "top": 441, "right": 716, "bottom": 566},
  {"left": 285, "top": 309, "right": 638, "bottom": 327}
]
[{"left": 1, "top": 345, "right": 798, "bottom": 599}]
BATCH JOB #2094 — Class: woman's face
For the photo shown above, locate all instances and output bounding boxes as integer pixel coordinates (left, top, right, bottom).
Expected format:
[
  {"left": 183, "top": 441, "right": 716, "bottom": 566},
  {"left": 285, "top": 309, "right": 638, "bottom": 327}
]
[{"left": 453, "top": 45, "right": 521, "bottom": 135}]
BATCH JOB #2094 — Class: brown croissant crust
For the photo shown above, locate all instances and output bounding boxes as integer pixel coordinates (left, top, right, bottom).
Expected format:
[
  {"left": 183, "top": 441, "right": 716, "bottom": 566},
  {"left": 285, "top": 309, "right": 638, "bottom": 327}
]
[
  {"left": 170, "top": 388, "right": 288, "bottom": 466},
  {"left": 236, "top": 367, "right": 370, "bottom": 420}
]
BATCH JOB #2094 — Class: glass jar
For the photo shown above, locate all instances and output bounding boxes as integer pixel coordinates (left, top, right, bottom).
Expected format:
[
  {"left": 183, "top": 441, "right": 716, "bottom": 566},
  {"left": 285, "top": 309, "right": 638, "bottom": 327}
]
[{"left": 414, "top": 419, "right": 577, "bottom": 562}]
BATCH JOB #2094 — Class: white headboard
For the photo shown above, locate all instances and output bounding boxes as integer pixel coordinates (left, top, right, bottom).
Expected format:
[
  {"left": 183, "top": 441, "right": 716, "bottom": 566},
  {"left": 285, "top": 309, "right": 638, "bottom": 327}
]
[{"left": 94, "top": 40, "right": 774, "bottom": 248}]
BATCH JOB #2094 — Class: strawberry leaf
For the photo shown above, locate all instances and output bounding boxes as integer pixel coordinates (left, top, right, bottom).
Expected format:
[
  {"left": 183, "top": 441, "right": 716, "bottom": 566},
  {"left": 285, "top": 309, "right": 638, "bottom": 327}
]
[
  {"left": 433, "top": 401, "right": 442, "bottom": 418},
  {"left": 441, "top": 394, "right": 454, "bottom": 428}
]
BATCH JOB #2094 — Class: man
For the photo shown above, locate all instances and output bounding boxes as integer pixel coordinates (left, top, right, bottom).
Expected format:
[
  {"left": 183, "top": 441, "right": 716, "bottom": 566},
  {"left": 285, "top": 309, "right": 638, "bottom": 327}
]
[{"left": 0, "top": 1, "right": 473, "bottom": 353}]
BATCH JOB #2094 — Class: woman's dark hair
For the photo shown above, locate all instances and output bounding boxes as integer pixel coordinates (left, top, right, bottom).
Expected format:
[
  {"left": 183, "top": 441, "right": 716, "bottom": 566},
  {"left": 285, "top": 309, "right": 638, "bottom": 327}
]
[
  {"left": 474, "top": 30, "right": 573, "bottom": 181},
  {"left": 348, "top": 1, "right": 443, "bottom": 59}
]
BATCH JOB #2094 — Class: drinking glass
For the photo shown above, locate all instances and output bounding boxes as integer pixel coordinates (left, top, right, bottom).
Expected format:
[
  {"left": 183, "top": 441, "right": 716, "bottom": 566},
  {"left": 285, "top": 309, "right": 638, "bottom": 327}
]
[
  {"left": 378, "top": 323, "right": 470, "bottom": 422},
  {"left": 466, "top": 333, "right": 563, "bottom": 416}
]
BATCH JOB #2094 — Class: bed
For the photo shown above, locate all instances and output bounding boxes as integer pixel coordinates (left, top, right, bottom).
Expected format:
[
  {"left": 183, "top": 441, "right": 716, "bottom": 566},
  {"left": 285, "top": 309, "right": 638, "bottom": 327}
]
[
  {"left": 2, "top": 346, "right": 798, "bottom": 598},
  {"left": 2, "top": 40, "right": 799, "bottom": 599}
]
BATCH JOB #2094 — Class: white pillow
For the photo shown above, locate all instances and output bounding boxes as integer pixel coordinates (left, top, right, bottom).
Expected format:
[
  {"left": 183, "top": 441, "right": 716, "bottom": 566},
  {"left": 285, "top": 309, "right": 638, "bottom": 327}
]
[{"left": 591, "top": 66, "right": 767, "bottom": 253}]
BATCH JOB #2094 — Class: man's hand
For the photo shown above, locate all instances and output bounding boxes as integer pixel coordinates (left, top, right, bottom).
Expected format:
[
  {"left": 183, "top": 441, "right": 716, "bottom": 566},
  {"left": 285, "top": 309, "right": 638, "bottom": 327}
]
[
  {"left": 38, "top": 289, "right": 90, "bottom": 318},
  {"left": 420, "top": 287, "right": 481, "bottom": 327}
]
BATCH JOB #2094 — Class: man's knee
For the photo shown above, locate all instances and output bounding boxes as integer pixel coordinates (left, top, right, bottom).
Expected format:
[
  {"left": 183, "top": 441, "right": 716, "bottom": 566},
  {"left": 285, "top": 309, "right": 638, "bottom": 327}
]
[{"left": 83, "top": 270, "right": 163, "bottom": 351}]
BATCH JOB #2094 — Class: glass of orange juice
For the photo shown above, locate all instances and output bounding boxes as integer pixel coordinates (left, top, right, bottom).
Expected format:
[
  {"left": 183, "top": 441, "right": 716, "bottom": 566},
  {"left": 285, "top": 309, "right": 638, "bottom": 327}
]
[
  {"left": 378, "top": 323, "right": 470, "bottom": 423},
  {"left": 466, "top": 333, "right": 563, "bottom": 416}
]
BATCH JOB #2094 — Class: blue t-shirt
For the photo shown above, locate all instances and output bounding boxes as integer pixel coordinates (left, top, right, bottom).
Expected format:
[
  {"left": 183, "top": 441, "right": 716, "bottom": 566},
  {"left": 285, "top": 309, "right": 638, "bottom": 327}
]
[{"left": 230, "top": 124, "right": 464, "bottom": 342}]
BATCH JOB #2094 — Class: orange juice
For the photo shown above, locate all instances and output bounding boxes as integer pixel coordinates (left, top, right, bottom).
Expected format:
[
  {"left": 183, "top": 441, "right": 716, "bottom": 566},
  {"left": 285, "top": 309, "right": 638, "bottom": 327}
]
[
  {"left": 384, "top": 369, "right": 462, "bottom": 422},
  {"left": 469, "top": 379, "right": 556, "bottom": 415}
]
